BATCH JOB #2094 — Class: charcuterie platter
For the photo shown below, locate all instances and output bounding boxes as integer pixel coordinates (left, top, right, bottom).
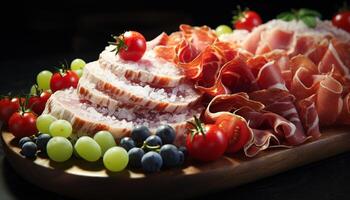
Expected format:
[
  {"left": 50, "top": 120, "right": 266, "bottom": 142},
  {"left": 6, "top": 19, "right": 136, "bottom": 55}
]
[{"left": 1, "top": 7, "right": 350, "bottom": 200}]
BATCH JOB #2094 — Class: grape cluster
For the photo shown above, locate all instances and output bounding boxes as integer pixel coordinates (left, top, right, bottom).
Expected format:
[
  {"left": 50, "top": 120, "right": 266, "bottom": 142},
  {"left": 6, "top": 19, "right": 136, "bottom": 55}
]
[
  {"left": 120, "top": 125, "right": 187, "bottom": 173},
  {"left": 19, "top": 133, "right": 52, "bottom": 158}
]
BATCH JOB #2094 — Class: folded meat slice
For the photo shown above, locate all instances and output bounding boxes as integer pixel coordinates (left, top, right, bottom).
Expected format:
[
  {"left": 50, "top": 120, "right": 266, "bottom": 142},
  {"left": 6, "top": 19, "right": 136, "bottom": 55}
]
[
  {"left": 99, "top": 46, "right": 185, "bottom": 87},
  {"left": 81, "top": 62, "right": 202, "bottom": 113},
  {"left": 43, "top": 89, "right": 202, "bottom": 143}
]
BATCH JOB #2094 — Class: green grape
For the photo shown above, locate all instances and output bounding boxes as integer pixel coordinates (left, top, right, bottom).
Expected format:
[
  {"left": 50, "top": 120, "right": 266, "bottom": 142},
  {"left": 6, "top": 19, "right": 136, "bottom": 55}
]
[
  {"left": 74, "top": 69, "right": 83, "bottom": 78},
  {"left": 36, "top": 114, "right": 57, "bottom": 134},
  {"left": 215, "top": 25, "right": 233, "bottom": 36},
  {"left": 47, "top": 137, "right": 73, "bottom": 162},
  {"left": 71, "top": 58, "right": 86, "bottom": 70},
  {"left": 74, "top": 136, "right": 102, "bottom": 162},
  {"left": 93, "top": 131, "right": 116, "bottom": 155},
  {"left": 49, "top": 120, "right": 72, "bottom": 138},
  {"left": 37, "top": 70, "right": 53, "bottom": 91},
  {"left": 103, "top": 147, "right": 128, "bottom": 172}
]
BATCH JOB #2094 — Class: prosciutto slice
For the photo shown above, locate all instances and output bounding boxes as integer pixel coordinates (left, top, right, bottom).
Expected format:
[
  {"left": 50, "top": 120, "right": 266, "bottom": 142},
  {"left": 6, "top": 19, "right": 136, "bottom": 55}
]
[
  {"left": 153, "top": 25, "right": 217, "bottom": 63},
  {"left": 202, "top": 93, "right": 302, "bottom": 157}
]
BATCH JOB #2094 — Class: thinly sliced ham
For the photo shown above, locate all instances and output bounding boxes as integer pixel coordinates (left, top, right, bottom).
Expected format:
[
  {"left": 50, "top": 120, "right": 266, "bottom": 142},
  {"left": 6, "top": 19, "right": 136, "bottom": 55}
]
[
  {"left": 316, "top": 75, "right": 343, "bottom": 125},
  {"left": 248, "top": 89, "right": 309, "bottom": 145},
  {"left": 256, "top": 28, "right": 294, "bottom": 55},
  {"left": 297, "top": 95, "right": 321, "bottom": 138},
  {"left": 153, "top": 24, "right": 217, "bottom": 63},
  {"left": 203, "top": 93, "right": 299, "bottom": 157},
  {"left": 338, "top": 93, "right": 350, "bottom": 124},
  {"left": 146, "top": 32, "right": 169, "bottom": 50},
  {"left": 318, "top": 41, "right": 349, "bottom": 76}
]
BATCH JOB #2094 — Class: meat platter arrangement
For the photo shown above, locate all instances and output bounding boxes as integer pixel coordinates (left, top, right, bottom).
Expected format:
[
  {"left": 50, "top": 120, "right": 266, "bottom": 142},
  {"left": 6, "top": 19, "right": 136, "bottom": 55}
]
[{"left": 1, "top": 7, "right": 350, "bottom": 199}]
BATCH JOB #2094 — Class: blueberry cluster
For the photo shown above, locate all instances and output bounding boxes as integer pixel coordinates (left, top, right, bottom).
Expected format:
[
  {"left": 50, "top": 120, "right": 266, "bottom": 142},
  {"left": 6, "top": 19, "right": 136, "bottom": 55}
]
[
  {"left": 18, "top": 133, "right": 52, "bottom": 158},
  {"left": 119, "top": 125, "right": 187, "bottom": 173}
]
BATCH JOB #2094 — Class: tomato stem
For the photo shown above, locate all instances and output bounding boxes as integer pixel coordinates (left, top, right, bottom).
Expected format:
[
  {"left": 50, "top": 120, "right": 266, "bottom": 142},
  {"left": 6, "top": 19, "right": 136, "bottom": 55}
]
[
  {"left": 232, "top": 5, "right": 249, "bottom": 24},
  {"left": 187, "top": 116, "right": 206, "bottom": 142},
  {"left": 108, "top": 34, "right": 128, "bottom": 55}
]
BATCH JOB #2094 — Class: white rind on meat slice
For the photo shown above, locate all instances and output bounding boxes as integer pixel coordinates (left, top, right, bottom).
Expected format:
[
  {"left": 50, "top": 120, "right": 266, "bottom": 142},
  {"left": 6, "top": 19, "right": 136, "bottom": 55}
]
[
  {"left": 80, "top": 61, "right": 202, "bottom": 113},
  {"left": 99, "top": 46, "right": 185, "bottom": 87},
  {"left": 43, "top": 89, "right": 202, "bottom": 143}
]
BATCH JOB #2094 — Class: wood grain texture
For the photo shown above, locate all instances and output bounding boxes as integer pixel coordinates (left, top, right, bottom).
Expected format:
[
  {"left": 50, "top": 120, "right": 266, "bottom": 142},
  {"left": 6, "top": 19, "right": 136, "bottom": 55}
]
[{"left": 1, "top": 127, "right": 350, "bottom": 200}]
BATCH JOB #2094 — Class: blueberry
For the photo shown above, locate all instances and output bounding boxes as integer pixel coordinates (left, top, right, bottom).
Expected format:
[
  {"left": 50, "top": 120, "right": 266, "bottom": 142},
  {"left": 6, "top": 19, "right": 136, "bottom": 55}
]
[
  {"left": 144, "top": 135, "right": 162, "bottom": 147},
  {"left": 177, "top": 151, "right": 184, "bottom": 166},
  {"left": 19, "top": 137, "right": 32, "bottom": 148},
  {"left": 131, "top": 125, "right": 151, "bottom": 146},
  {"left": 156, "top": 125, "right": 176, "bottom": 144},
  {"left": 120, "top": 137, "right": 136, "bottom": 151},
  {"left": 178, "top": 146, "right": 188, "bottom": 158},
  {"left": 21, "top": 142, "right": 37, "bottom": 158},
  {"left": 36, "top": 134, "right": 51, "bottom": 152},
  {"left": 159, "top": 144, "right": 180, "bottom": 167},
  {"left": 141, "top": 152, "right": 163, "bottom": 173},
  {"left": 128, "top": 147, "right": 144, "bottom": 168}
]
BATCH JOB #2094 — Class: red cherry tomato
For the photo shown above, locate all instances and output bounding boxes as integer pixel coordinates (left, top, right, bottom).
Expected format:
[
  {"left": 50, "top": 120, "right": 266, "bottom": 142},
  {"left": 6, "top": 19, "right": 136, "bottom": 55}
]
[
  {"left": 233, "top": 10, "right": 262, "bottom": 32},
  {"left": 0, "top": 97, "right": 21, "bottom": 124},
  {"left": 332, "top": 11, "right": 350, "bottom": 33},
  {"left": 64, "top": 70, "right": 80, "bottom": 88},
  {"left": 8, "top": 112, "right": 38, "bottom": 138},
  {"left": 50, "top": 70, "right": 79, "bottom": 93},
  {"left": 118, "top": 31, "right": 146, "bottom": 61},
  {"left": 186, "top": 123, "right": 228, "bottom": 162},
  {"left": 28, "top": 91, "right": 51, "bottom": 115},
  {"left": 215, "top": 114, "right": 251, "bottom": 154}
]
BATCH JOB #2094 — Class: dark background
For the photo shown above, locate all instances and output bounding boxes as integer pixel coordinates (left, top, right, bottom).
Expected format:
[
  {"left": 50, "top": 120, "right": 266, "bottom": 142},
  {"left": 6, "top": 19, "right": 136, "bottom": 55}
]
[
  {"left": 0, "top": 0, "right": 348, "bottom": 94},
  {"left": 1, "top": 0, "right": 350, "bottom": 199}
]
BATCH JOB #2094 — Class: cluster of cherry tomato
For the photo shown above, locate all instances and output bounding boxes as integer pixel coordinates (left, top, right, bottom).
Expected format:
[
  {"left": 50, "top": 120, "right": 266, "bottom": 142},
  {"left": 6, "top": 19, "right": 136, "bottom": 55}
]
[{"left": 186, "top": 115, "right": 251, "bottom": 162}]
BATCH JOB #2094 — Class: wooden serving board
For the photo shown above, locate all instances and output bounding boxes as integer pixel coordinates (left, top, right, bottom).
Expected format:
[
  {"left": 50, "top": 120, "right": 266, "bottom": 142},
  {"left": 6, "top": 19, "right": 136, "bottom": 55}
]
[{"left": 2, "top": 128, "right": 350, "bottom": 200}]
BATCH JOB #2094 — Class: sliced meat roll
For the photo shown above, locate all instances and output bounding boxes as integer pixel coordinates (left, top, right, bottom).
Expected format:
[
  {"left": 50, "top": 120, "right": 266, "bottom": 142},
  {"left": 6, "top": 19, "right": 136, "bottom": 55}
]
[
  {"left": 99, "top": 46, "right": 185, "bottom": 87},
  {"left": 43, "top": 89, "right": 202, "bottom": 143},
  {"left": 80, "top": 62, "right": 202, "bottom": 113}
]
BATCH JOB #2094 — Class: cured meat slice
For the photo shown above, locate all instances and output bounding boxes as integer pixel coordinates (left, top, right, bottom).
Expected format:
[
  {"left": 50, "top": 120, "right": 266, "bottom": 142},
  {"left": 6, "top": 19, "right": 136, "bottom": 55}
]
[
  {"left": 255, "top": 61, "right": 287, "bottom": 90},
  {"left": 241, "top": 25, "right": 266, "bottom": 54},
  {"left": 178, "top": 42, "right": 251, "bottom": 96},
  {"left": 297, "top": 95, "right": 321, "bottom": 138},
  {"left": 256, "top": 28, "right": 294, "bottom": 55},
  {"left": 318, "top": 41, "right": 350, "bottom": 76},
  {"left": 43, "top": 89, "right": 202, "bottom": 143},
  {"left": 338, "top": 93, "right": 350, "bottom": 124},
  {"left": 153, "top": 25, "right": 217, "bottom": 63},
  {"left": 248, "top": 89, "right": 309, "bottom": 144},
  {"left": 81, "top": 62, "right": 202, "bottom": 113},
  {"left": 315, "top": 75, "right": 343, "bottom": 125},
  {"left": 202, "top": 93, "right": 299, "bottom": 157},
  {"left": 146, "top": 32, "right": 169, "bottom": 50},
  {"left": 99, "top": 46, "right": 185, "bottom": 87}
]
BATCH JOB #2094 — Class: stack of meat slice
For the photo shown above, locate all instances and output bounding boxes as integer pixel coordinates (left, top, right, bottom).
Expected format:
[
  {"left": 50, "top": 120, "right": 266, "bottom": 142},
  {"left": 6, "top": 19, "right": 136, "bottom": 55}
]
[
  {"left": 177, "top": 20, "right": 350, "bottom": 156},
  {"left": 43, "top": 45, "right": 203, "bottom": 142}
]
